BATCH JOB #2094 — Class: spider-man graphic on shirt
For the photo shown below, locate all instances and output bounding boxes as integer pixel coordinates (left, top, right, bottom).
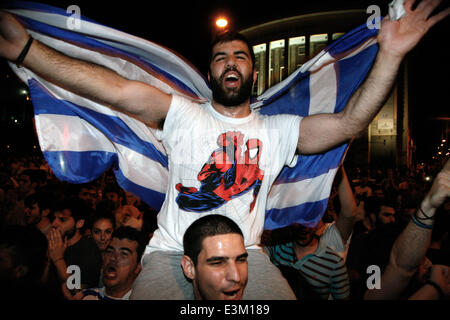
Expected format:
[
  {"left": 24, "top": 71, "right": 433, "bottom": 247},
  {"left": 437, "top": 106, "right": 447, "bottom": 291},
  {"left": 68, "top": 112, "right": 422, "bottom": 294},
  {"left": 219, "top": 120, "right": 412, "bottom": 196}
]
[{"left": 175, "top": 131, "right": 264, "bottom": 213}]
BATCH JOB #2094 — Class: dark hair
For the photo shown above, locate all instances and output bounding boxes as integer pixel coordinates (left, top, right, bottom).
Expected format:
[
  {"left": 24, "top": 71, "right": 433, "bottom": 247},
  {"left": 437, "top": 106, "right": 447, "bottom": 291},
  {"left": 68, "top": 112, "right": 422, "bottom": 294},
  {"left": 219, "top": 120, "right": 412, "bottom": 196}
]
[
  {"left": 53, "top": 197, "right": 92, "bottom": 223},
  {"left": 20, "top": 169, "right": 41, "bottom": 185},
  {"left": 24, "top": 191, "right": 53, "bottom": 212},
  {"left": 183, "top": 215, "right": 243, "bottom": 266},
  {"left": 88, "top": 209, "right": 116, "bottom": 231},
  {"left": 209, "top": 30, "right": 255, "bottom": 69},
  {"left": 112, "top": 226, "right": 146, "bottom": 263}
]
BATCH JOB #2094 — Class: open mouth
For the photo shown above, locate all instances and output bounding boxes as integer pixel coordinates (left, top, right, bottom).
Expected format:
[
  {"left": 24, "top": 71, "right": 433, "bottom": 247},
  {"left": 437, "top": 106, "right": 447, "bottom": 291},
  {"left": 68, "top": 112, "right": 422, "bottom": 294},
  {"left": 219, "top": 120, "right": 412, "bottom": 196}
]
[
  {"left": 104, "top": 265, "right": 118, "bottom": 279},
  {"left": 222, "top": 288, "right": 241, "bottom": 300},
  {"left": 223, "top": 72, "right": 240, "bottom": 87}
]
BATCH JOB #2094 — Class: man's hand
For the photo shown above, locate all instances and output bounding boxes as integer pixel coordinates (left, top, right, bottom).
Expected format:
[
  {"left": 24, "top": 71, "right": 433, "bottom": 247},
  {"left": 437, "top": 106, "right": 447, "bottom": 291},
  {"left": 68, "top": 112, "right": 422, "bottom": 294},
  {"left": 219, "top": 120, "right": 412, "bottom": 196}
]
[
  {"left": 421, "top": 159, "right": 450, "bottom": 214},
  {"left": 47, "top": 228, "right": 68, "bottom": 262},
  {"left": 0, "top": 11, "right": 30, "bottom": 61},
  {"left": 378, "top": 0, "right": 450, "bottom": 58}
]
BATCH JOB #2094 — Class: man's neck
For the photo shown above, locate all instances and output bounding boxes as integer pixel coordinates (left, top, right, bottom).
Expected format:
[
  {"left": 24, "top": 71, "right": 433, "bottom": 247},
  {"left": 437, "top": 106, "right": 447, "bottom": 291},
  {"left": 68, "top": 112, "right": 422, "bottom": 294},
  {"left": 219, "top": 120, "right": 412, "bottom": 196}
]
[
  {"left": 105, "top": 284, "right": 132, "bottom": 299},
  {"left": 67, "top": 231, "right": 82, "bottom": 247},
  {"left": 211, "top": 99, "right": 251, "bottom": 118},
  {"left": 293, "top": 237, "right": 319, "bottom": 260}
]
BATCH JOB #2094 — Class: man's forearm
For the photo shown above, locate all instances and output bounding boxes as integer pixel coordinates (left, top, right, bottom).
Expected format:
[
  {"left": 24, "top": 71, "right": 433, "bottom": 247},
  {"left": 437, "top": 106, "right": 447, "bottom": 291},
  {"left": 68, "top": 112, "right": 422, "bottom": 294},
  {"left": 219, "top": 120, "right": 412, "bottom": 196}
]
[
  {"left": 390, "top": 201, "right": 433, "bottom": 275},
  {"left": 23, "top": 39, "right": 126, "bottom": 109},
  {"left": 341, "top": 50, "right": 403, "bottom": 137}
]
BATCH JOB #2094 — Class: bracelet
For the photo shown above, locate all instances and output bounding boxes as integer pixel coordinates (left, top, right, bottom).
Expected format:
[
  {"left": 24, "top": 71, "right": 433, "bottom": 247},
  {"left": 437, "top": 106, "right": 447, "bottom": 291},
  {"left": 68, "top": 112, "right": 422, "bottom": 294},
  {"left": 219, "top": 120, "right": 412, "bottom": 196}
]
[
  {"left": 424, "top": 280, "right": 444, "bottom": 300},
  {"left": 52, "top": 257, "right": 65, "bottom": 264},
  {"left": 417, "top": 207, "right": 433, "bottom": 220},
  {"left": 15, "top": 35, "right": 34, "bottom": 67},
  {"left": 411, "top": 214, "right": 433, "bottom": 229}
]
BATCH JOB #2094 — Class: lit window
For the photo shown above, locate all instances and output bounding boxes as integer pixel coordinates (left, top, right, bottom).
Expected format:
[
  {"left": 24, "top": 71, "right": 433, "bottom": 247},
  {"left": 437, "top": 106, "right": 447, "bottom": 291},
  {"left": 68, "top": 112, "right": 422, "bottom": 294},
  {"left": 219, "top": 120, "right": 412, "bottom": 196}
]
[
  {"left": 332, "top": 32, "right": 345, "bottom": 40},
  {"left": 310, "top": 34, "right": 328, "bottom": 57},
  {"left": 269, "top": 39, "right": 285, "bottom": 87},
  {"left": 253, "top": 44, "right": 266, "bottom": 96},
  {"left": 288, "top": 36, "right": 306, "bottom": 75}
]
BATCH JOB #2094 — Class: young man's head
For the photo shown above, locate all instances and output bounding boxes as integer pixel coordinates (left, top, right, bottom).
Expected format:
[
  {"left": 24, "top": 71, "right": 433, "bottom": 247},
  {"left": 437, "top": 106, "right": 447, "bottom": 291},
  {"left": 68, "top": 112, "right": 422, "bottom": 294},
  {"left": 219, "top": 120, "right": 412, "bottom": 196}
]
[
  {"left": 51, "top": 197, "right": 90, "bottom": 240},
  {"left": 24, "top": 191, "right": 52, "bottom": 226},
  {"left": 102, "top": 226, "right": 145, "bottom": 298},
  {"left": 181, "top": 214, "right": 248, "bottom": 300},
  {"left": 208, "top": 31, "right": 256, "bottom": 108}
]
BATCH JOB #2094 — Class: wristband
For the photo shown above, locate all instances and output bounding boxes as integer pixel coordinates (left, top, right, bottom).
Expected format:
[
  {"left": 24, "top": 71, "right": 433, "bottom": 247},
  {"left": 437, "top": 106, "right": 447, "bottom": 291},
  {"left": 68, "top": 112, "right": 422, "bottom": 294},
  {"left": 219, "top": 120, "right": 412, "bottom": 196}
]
[
  {"left": 15, "top": 36, "right": 34, "bottom": 67},
  {"left": 425, "top": 280, "right": 444, "bottom": 300},
  {"left": 53, "top": 257, "right": 65, "bottom": 264},
  {"left": 411, "top": 214, "right": 433, "bottom": 229}
]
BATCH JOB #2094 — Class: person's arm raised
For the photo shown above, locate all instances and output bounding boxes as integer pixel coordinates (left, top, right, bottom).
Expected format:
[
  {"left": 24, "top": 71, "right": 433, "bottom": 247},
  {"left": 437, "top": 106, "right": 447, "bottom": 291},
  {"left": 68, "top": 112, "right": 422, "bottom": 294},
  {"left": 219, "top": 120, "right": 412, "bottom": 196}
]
[
  {"left": 297, "top": 0, "right": 449, "bottom": 155},
  {"left": 0, "top": 11, "right": 171, "bottom": 125}
]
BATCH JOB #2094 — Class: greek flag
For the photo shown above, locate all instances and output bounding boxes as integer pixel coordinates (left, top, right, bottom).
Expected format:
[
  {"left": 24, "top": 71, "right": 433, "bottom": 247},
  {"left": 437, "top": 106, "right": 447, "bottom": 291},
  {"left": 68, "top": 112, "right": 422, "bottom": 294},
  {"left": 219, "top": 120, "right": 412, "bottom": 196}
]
[{"left": 4, "top": 1, "right": 378, "bottom": 230}]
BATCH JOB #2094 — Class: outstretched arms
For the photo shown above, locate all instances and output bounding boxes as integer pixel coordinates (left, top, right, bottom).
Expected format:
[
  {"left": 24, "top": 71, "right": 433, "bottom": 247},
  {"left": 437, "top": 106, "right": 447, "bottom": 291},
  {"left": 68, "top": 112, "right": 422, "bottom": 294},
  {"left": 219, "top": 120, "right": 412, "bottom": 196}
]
[
  {"left": 0, "top": 11, "right": 171, "bottom": 125},
  {"left": 297, "top": 0, "right": 449, "bottom": 155}
]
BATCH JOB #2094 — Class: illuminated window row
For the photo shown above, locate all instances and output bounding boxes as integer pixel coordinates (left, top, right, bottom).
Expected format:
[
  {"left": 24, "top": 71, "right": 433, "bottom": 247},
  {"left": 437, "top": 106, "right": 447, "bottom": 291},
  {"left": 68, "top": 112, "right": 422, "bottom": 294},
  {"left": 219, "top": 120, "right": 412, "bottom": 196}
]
[{"left": 252, "top": 32, "right": 345, "bottom": 95}]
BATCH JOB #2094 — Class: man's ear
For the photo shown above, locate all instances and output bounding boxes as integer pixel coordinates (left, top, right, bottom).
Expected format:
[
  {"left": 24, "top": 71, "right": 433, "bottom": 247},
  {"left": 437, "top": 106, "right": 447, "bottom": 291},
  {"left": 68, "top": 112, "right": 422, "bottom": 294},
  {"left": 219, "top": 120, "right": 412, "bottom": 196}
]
[
  {"left": 181, "top": 255, "right": 196, "bottom": 280},
  {"left": 134, "top": 262, "right": 142, "bottom": 277},
  {"left": 75, "top": 219, "right": 85, "bottom": 230}
]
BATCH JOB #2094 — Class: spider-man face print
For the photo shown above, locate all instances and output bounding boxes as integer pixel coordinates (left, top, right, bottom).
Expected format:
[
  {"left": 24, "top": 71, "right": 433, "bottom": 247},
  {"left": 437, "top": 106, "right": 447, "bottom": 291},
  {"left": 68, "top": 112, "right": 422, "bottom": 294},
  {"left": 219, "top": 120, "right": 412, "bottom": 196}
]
[{"left": 175, "top": 131, "right": 264, "bottom": 213}]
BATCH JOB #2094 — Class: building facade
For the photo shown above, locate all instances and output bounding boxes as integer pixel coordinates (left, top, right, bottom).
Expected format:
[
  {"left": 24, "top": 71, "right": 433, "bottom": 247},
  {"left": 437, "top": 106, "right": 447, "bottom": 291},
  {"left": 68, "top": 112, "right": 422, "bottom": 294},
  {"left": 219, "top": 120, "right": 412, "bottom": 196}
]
[{"left": 240, "top": 9, "right": 413, "bottom": 169}]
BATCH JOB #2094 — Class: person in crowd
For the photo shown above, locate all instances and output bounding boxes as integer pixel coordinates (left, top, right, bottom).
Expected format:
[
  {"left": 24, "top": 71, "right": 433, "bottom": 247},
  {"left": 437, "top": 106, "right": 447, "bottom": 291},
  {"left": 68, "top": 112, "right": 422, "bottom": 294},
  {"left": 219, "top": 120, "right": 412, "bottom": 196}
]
[
  {"left": 89, "top": 210, "right": 116, "bottom": 253},
  {"left": 181, "top": 214, "right": 248, "bottom": 300},
  {"left": 23, "top": 191, "right": 53, "bottom": 235},
  {"left": 0, "top": 0, "right": 448, "bottom": 299},
  {"left": 63, "top": 226, "right": 145, "bottom": 300},
  {"left": 364, "top": 160, "right": 449, "bottom": 300},
  {"left": 43, "top": 197, "right": 102, "bottom": 297},
  {"left": 347, "top": 194, "right": 404, "bottom": 299},
  {"left": 264, "top": 165, "right": 356, "bottom": 299}
]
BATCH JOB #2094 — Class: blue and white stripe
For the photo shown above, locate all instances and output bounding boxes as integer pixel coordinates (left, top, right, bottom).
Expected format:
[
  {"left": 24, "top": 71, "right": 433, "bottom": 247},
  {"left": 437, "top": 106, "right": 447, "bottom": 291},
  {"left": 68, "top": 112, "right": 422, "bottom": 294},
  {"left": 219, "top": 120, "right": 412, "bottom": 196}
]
[{"left": 4, "top": 1, "right": 379, "bottom": 229}]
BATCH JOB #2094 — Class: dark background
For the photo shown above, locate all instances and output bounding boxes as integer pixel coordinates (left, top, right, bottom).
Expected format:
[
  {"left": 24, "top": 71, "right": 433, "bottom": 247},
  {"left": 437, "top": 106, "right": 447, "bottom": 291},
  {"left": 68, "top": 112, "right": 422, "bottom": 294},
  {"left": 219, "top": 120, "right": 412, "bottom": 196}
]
[{"left": 0, "top": 0, "right": 449, "bottom": 162}]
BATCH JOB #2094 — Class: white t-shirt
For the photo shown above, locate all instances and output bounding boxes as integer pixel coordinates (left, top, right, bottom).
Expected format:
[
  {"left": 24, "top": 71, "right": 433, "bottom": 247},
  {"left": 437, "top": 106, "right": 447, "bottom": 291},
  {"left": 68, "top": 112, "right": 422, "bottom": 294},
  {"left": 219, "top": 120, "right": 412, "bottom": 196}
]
[{"left": 145, "top": 95, "right": 302, "bottom": 254}]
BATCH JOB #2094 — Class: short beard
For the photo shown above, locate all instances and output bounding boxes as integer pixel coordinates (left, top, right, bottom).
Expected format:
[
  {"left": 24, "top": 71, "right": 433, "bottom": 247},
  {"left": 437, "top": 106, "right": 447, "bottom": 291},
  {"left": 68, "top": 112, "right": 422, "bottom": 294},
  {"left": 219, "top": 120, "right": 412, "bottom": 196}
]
[{"left": 210, "top": 69, "right": 253, "bottom": 107}]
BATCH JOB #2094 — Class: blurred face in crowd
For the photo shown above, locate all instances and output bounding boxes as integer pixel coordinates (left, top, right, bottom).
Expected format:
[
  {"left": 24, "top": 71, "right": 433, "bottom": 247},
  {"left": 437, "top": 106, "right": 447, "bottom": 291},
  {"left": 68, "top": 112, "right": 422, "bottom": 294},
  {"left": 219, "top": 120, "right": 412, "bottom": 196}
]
[
  {"left": 102, "top": 237, "right": 141, "bottom": 298},
  {"left": 51, "top": 209, "right": 83, "bottom": 240},
  {"left": 182, "top": 233, "right": 248, "bottom": 300},
  {"left": 91, "top": 218, "right": 114, "bottom": 251},
  {"left": 24, "top": 201, "right": 41, "bottom": 226},
  {"left": 78, "top": 187, "right": 97, "bottom": 209},
  {"left": 19, "top": 174, "right": 34, "bottom": 195},
  {"left": 293, "top": 223, "right": 319, "bottom": 247},
  {"left": 105, "top": 192, "right": 121, "bottom": 209},
  {"left": 124, "top": 191, "right": 140, "bottom": 207},
  {"left": 378, "top": 206, "right": 396, "bottom": 225},
  {"left": 115, "top": 205, "right": 143, "bottom": 231}
]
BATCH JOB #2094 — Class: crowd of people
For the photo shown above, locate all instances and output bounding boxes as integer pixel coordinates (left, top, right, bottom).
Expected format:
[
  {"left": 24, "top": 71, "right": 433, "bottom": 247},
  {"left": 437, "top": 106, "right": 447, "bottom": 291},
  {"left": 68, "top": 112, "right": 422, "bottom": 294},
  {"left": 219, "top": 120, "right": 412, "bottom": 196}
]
[
  {"left": 0, "top": 0, "right": 449, "bottom": 301},
  {"left": 0, "top": 151, "right": 448, "bottom": 300}
]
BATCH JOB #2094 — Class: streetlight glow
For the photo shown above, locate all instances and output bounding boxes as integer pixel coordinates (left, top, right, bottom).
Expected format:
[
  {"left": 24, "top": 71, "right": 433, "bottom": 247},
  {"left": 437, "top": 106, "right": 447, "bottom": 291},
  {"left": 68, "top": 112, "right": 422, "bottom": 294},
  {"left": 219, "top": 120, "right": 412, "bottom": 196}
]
[{"left": 216, "top": 17, "right": 228, "bottom": 28}]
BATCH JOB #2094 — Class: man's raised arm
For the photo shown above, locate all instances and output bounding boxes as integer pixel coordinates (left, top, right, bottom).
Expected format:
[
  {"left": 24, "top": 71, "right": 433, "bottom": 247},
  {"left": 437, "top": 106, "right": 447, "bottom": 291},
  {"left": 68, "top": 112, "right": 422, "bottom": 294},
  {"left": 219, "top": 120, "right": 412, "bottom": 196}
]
[
  {"left": 0, "top": 11, "right": 171, "bottom": 125},
  {"left": 297, "top": 0, "right": 449, "bottom": 155}
]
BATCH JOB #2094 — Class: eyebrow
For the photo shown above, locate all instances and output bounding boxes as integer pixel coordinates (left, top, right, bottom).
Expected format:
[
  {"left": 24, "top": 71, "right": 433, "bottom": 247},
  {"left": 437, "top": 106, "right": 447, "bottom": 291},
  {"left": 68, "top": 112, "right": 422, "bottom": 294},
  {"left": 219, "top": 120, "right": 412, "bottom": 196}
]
[
  {"left": 212, "top": 50, "right": 250, "bottom": 61},
  {"left": 206, "top": 252, "right": 248, "bottom": 263},
  {"left": 105, "top": 246, "right": 133, "bottom": 254}
]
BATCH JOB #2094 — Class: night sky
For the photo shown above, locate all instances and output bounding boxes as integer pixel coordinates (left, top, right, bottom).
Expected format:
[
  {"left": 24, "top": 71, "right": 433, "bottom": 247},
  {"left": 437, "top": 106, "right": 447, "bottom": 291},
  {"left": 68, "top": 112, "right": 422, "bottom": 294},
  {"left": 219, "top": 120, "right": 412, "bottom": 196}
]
[{"left": 1, "top": 0, "right": 449, "bottom": 161}]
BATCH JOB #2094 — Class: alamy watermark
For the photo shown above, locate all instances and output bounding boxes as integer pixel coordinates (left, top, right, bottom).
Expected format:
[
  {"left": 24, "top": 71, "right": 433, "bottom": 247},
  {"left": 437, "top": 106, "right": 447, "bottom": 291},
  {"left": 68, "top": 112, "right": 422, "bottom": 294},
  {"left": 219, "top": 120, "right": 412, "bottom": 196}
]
[{"left": 66, "top": 5, "right": 81, "bottom": 30}]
